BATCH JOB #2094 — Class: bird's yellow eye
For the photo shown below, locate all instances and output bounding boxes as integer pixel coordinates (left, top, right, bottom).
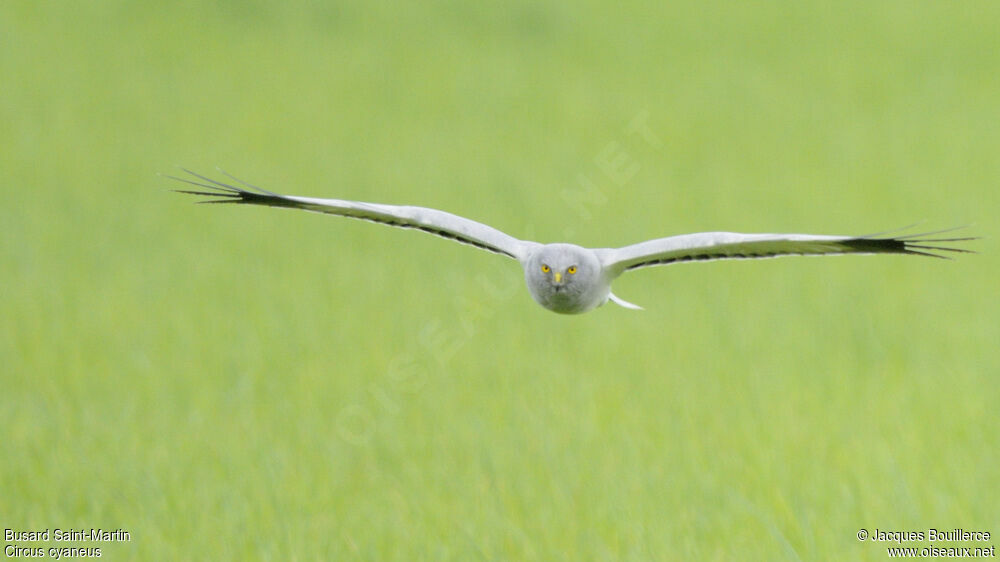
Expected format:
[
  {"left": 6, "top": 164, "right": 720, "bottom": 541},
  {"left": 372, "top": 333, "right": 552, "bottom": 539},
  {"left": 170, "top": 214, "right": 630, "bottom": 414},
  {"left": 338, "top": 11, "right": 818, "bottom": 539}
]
[
  {"left": 567, "top": 266, "right": 577, "bottom": 274},
  {"left": 541, "top": 264, "right": 550, "bottom": 273}
]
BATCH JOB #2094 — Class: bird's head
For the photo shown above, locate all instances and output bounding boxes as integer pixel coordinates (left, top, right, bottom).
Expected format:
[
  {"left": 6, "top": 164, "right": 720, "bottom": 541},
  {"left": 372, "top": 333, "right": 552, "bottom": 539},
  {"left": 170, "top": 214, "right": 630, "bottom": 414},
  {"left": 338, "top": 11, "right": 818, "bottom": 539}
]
[{"left": 524, "top": 244, "right": 605, "bottom": 313}]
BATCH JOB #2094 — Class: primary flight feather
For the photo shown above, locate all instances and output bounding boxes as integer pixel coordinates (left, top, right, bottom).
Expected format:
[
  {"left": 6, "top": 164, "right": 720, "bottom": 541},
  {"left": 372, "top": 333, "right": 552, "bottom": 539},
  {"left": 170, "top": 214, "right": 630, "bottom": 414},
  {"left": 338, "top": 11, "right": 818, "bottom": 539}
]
[{"left": 172, "top": 169, "right": 975, "bottom": 314}]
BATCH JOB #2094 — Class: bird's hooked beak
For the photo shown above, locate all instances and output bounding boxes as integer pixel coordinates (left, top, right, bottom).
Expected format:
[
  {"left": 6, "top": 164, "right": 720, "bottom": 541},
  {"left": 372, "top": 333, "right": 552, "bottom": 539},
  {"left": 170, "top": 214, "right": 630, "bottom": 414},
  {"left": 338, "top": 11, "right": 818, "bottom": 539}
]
[{"left": 553, "top": 272, "right": 562, "bottom": 283}]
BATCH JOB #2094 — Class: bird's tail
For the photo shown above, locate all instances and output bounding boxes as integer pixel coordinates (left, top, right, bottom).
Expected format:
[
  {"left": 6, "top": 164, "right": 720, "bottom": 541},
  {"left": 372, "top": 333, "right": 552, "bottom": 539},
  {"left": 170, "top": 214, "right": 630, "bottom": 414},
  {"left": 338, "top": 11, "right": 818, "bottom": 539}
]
[{"left": 609, "top": 292, "right": 644, "bottom": 311}]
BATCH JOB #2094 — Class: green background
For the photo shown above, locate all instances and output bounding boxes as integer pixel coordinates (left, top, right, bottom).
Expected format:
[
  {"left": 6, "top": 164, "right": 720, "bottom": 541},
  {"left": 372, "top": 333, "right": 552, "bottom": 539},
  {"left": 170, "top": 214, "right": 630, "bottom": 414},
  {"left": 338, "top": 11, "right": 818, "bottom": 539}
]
[{"left": 2, "top": 1, "right": 996, "bottom": 559}]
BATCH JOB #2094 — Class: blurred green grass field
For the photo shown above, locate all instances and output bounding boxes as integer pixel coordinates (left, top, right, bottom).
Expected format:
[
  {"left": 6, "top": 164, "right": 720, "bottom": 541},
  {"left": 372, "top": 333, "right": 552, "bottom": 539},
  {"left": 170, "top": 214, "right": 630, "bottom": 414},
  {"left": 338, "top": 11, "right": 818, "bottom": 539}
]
[{"left": 2, "top": 1, "right": 998, "bottom": 559}]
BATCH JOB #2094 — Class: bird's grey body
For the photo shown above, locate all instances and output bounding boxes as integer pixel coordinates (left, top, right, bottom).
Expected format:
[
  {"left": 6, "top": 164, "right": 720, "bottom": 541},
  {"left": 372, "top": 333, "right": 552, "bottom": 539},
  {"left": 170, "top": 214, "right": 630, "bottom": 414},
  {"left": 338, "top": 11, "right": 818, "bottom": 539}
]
[{"left": 172, "top": 169, "right": 975, "bottom": 315}]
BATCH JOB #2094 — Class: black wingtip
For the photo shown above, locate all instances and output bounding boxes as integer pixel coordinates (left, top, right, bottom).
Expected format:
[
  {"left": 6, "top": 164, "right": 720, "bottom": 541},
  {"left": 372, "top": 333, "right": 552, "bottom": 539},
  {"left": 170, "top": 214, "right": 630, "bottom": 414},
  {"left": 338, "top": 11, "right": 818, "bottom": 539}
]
[
  {"left": 215, "top": 167, "right": 279, "bottom": 196},
  {"left": 172, "top": 188, "right": 239, "bottom": 197},
  {"left": 169, "top": 169, "right": 254, "bottom": 200},
  {"left": 171, "top": 188, "right": 243, "bottom": 204},
  {"left": 849, "top": 226, "right": 979, "bottom": 259},
  {"left": 169, "top": 169, "right": 297, "bottom": 209}
]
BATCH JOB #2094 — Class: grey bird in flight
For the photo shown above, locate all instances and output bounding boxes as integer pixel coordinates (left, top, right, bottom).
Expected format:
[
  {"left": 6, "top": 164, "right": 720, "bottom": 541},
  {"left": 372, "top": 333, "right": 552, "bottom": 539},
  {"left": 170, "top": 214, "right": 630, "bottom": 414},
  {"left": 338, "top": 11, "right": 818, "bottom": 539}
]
[{"left": 172, "top": 169, "right": 975, "bottom": 314}]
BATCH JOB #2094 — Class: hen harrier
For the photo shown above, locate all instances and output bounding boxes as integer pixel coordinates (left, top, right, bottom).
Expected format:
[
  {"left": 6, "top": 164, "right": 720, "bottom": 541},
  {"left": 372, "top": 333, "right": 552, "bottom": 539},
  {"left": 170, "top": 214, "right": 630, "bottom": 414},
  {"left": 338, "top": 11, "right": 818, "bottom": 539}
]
[{"left": 172, "top": 169, "right": 974, "bottom": 314}]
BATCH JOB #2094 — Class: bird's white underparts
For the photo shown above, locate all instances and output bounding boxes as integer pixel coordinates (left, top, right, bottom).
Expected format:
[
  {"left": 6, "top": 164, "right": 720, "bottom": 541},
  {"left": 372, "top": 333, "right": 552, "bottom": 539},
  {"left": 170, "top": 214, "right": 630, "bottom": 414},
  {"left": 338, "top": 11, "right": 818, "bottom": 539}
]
[{"left": 171, "top": 169, "right": 975, "bottom": 315}]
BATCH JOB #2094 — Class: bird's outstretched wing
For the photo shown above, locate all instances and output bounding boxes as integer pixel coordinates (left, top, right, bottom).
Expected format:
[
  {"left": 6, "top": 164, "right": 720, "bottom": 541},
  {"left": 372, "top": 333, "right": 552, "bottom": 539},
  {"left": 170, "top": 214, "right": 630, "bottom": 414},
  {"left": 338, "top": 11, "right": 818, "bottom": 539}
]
[
  {"left": 597, "top": 229, "right": 976, "bottom": 276},
  {"left": 171, "top": 169, "right": 538, "bottom": 261}
]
